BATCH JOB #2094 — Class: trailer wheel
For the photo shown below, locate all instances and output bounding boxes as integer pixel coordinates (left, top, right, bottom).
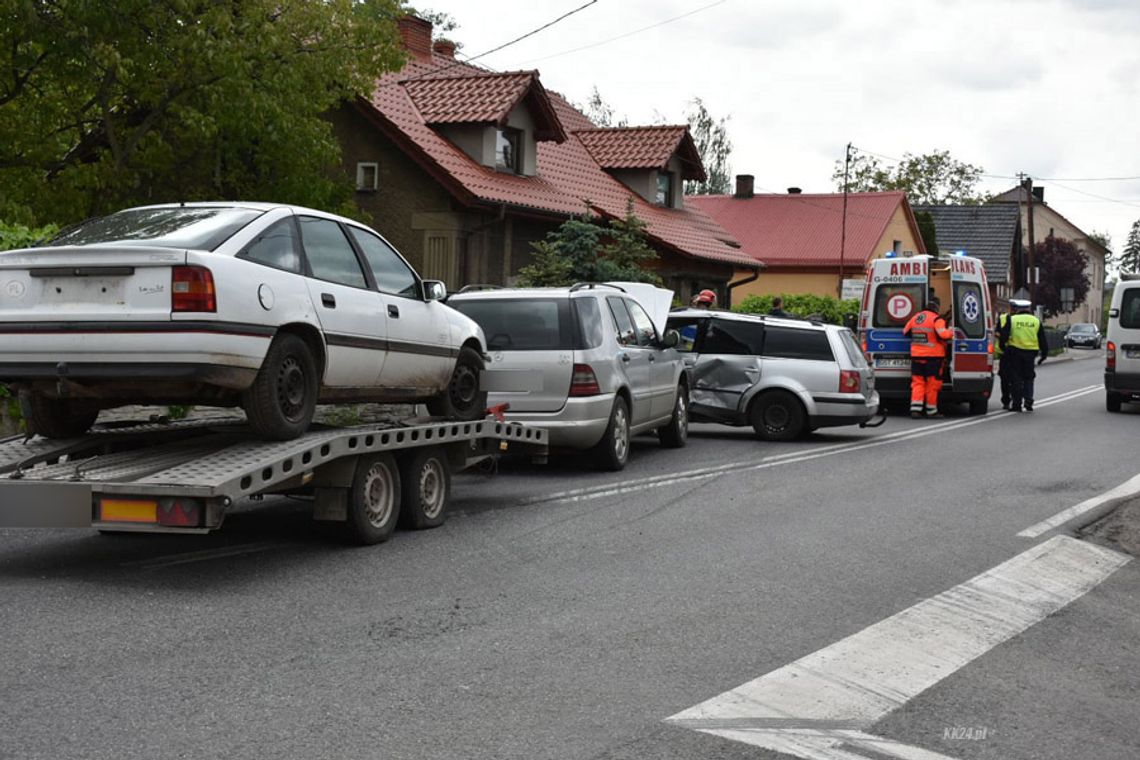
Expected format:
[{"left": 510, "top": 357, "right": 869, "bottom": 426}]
[
  {"left": 243, "top": 333, "right": 318, "bottom": 441},
  {"left": 749, "top": 390, "right": 806, "bottom": 442},
  {"left": 19, "top": 391, "right": 99, "bottom": 439},
  {"left": 398, "top": 447, "right": 451, "bottom": 530},
  {"left": 969, "top": 397, "right": 989, "bottom": 416},
  {"left": 344, "top": 453, "right": 401, "bottom": 545},
  {"left": 426, "top": 346, "right": 487, "bottom": 421}
]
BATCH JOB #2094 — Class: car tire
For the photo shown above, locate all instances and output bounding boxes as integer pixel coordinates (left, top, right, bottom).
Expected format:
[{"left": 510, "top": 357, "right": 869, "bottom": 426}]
[
  {"left": 398, "top": 447, "right": 450, "bottom": 530},
  {"left": 243, "top": 333, "right": 318, "bottom": 441},
  {"left": 749, "top": 390, "right": 806, "bottom": 442},
  {"left": 344, "top": 453, "right": 401, "bottom": 545},
  {"left": 19, "top": 391, "right": 99, "bottom": 439},
  {"left": 593, "top": 396, "right": 630, "bottom": 471},
  {"left": 1106, "top": 392, "right": 1123, "bottom": 413},
  {"left": 426, "top": 346, "right": 487, "bottom": 421},
  {"left": 657, "top": 384, "right": 689, "bottom": 449},
  {"left": 969, "top": 397, "right": 989, "bottom": 416}
]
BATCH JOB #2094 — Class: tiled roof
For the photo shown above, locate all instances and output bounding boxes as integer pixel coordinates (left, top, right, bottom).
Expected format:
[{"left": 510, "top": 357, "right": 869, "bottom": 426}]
[
  {"left": 358, "top": 53, "right": 754, "bottom": 269},
  {"left": 401, "top": 71, "right": 566, "bottom": 142},
  {"left": 687, "top": 191, "right": 923, "bottom": 268},
  {"left": 912, "top": 204, "right": 1019, "bottom": 280},
  {"left": 575, "top": 126, "right": 706, "bottom": 181}
]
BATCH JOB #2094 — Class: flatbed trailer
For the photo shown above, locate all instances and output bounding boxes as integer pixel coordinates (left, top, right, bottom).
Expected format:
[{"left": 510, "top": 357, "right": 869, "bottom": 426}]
[{"left": 0, "top": 415, "right": 547, "bottom": 544}]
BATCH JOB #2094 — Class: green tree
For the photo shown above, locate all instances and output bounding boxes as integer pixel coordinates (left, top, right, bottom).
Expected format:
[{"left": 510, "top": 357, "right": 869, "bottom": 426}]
[
  {"left": 833, "top": 150, "right": 986, "bottom": 205},
  {"left": 517, "top": 200, "right": 660, "bottom": 287},
  {"left": 0, "top": 0, "right": 405, "bottom": 226},
  {"left": 581, "top": 86, "right": 627, "bottom": 128},
  {"left": 914, "top": 210, "right": 939, "bottom": 255},
  {"left": 684, "top": 97, "right": 732, "bottom": 196},
  {"left": 1122, "top": 220, "right": 1140, "bottom": 274}
]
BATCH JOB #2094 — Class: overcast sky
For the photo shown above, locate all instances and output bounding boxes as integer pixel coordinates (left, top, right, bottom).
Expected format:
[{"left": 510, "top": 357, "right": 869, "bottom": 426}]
[{"left": 420, "top": 0, "right": 1140, "bottom": 261}]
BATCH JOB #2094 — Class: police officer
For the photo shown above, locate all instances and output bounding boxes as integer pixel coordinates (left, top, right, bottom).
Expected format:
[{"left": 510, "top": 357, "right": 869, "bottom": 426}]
[
  {"left": 903, "top": 296, "right": 955, "bottom": 418},
  {"left": 998, "top": 298, "right": 1047, "bottom": 412},
  {"left": 995, "top": 306, "right": 1012, "bottom": 409}
]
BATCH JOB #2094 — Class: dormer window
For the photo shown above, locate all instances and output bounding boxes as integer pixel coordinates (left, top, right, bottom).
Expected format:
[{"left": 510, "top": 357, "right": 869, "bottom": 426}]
[
  {"left": 496, "top": 128, "right": 522, "bottom": 174},
  {"left": 656, "top": 171, "right": 674, "bottom": 206}
]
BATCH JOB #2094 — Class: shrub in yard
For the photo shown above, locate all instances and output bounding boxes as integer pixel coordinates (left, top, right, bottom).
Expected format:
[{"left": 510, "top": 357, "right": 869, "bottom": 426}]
[{"left": 733, "top": 293, "right": 859, "bottom": 325}]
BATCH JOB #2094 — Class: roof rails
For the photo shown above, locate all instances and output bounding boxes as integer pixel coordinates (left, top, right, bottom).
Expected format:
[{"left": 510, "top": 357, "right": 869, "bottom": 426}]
[
  {"left": 1122, "top": 272, "right": 1140, "bottom": 281},
  {"left": 569, "top": 282, "right": 626, "bottom": 293},
  {"left": 454, "top": 284, "right": 506, "bottom": 294}
]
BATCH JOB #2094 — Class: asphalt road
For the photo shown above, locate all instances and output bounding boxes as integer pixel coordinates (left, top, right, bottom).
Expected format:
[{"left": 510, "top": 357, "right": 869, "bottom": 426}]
[{"left": 2, "top": 349, "right": 1137, "bottom": 760}]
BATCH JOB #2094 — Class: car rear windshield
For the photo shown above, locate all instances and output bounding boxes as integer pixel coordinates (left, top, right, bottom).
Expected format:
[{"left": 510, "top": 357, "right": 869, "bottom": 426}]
[
  {"left": 764, "top": 325, "right": 835, "bottom": 361},
  {"left": 1121, "top": 290, "right": 1140, "bottom": 329},
  {"left": 50, "top": 207, "right": 264, "bottom": 251},
  {"left": 450, "top": 298, "right": 574, "bottom": 351},
  {"left": 1070, "top": 324, "right": 1096, "bottom": 333}
]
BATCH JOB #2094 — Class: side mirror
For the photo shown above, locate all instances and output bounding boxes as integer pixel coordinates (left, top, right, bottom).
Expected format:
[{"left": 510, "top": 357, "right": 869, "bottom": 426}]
[
  {"left": 662, "top": 329, "right": 680, "bottom": 349},
  {"left": 423, "top": 280, "right": 447, "bottom": 302}
]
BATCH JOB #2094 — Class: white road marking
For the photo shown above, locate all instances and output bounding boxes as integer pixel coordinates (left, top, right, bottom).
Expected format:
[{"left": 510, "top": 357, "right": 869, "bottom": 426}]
[
  {"left": 121, "top": 541, "right": 282, "bottom": 570},
  {"left": 1018, "top": 470, "right": 1140, "bottom": 538},
  {"left": 521, "top": 385, "right": 1101, "bottom": 507},
  {"left": 666, "top": 535, "right": 1129, "bottom": 759}
]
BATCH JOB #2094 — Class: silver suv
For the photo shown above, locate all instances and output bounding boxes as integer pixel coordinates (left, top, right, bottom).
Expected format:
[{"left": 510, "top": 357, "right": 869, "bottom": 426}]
[
  {"left": 448, "top": 283, "right": 688, "bottom": 470},
  {"left": 665, "top": 309, "right": 880, "bottom": 440}
]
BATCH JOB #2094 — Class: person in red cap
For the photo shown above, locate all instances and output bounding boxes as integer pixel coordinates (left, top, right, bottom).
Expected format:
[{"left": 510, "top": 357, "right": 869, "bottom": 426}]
[{"left": 691, "top": 289, "right": 717, "bottom": 310}]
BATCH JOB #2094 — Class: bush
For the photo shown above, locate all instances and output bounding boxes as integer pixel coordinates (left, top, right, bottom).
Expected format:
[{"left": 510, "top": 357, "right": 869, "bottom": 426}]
[
  {"left": 0, "top": 222, "right": 58, "bottom": 252},
  {"left": 733, "top": 293, "right": 859, "bottom": 325}
]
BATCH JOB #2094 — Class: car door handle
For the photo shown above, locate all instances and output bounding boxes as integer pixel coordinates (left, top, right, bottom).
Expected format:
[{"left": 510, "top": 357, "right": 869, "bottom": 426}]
[
  {"left": 648, "top": 354, "right": 656, "bottom": 362},
  {"left": 620, "top": 353, "right": 631, "bottom": 363},
  {"left": 321, "top": 293, "right": 336, "bottom": 308},
  {"left": 388, "top": 304, "right": 400, "bottom": 318}
]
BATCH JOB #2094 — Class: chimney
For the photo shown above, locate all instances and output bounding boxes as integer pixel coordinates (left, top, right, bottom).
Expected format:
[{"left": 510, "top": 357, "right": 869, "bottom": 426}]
[
  {"left": 396, "top": 15, "right": 433, "bottom": 62},
  {"left": 734, "top": 174, "right": 755, "bottom": 199},
  {"left": 432, "top": 39, "right": 457, "bottom": 59},
  {"left": 1032, "top": 186, "right": 1044, "bottom": 202},
  {"left": 787, "top": 187, "right": 802, "bottom": 194}
]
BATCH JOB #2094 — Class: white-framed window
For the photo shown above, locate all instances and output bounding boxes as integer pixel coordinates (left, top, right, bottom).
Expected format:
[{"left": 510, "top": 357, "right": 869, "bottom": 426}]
[
  {"left": 495, "top": 129, "right": 522, "bottom": 174},
  {"left": 356, "top": 162, "right": 378, "bottom": 192},
  {"left": 656, "top": 171, "right": 674, "bottom": 206}
]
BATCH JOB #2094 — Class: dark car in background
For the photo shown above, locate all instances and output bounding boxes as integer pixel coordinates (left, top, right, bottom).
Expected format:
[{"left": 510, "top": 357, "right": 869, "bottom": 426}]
[{"left": 1066, "top": 323, "right": 1102, "bottom": 349}]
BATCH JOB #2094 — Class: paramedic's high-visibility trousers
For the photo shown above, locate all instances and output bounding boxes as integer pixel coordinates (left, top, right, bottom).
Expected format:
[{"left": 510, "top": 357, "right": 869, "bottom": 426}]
[{"left": 910, "top": 356, "right": 944, "bottom": 416}]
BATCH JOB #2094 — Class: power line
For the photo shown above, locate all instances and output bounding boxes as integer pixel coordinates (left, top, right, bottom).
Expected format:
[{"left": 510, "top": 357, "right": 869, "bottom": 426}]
[
  {"left": 396, "top": 1, "right": 599, "bottom": 84},
  {"left": 519, "top": 0, "right": 730, "bottom": 64}
]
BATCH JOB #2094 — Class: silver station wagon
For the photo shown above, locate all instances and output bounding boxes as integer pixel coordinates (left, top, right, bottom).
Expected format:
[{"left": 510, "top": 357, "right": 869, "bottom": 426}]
[{"left": 665, "top": 309, "right": 880, "bottom": 440}]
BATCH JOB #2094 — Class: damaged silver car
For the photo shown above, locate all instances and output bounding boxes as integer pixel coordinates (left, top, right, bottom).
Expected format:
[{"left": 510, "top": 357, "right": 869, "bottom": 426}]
[{"left": 665, "top": 310, "right": 880, "bottom": 441}]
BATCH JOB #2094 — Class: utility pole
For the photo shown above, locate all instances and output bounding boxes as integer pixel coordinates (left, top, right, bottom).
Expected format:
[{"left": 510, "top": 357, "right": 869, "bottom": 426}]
[
  {"left": 838, "top": 142, "right": 852, "bottom": 299},
  {"left": 1023, "top": 175, "right": 1036, "bottom": 304}
]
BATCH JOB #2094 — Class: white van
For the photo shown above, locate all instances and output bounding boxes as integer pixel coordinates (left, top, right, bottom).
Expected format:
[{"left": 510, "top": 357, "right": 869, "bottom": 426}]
[
  {"left": 1105, "top": 273, "right": 1140, "bottom": 412},
  {"left": 859, "top": 253, "right": 994, "bottom": 414}
]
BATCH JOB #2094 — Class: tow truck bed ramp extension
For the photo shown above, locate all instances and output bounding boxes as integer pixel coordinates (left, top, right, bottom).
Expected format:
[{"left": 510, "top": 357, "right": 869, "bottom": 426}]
[{"left": 0, "top": 416, "right": 547, "bottom": 535}]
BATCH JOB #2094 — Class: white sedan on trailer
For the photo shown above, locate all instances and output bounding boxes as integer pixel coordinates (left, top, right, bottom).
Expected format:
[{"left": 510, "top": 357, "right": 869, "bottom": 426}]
[{"left": 0, "top": 202, "right": 487, "bottom": 440}]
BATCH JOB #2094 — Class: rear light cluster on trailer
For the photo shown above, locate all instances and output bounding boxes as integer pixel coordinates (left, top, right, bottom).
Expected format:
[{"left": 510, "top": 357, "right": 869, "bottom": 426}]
[
  {"left": 1106, "top": 341, "right": 1116, "bottom": 372},
  {"left": 98, "top": 497, "right": 203, "bottom": 527},
  {"left": 568, "top": 364, "right": 602, "bottom": 396},
  {"left": 172, "top": 266, "right": 216, "bottom": 312},
  {"left": 839, "top": 370, "right": 861, "bottom": 393}
]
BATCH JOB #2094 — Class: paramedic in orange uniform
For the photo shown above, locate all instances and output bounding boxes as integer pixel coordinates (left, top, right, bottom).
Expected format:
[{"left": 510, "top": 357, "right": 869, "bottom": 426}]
[{"left": 903, "top": 296, "right": 955, "bottom": 418}]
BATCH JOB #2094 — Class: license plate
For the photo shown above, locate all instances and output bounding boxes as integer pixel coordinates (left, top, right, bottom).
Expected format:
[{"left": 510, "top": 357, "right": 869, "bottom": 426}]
[
  {"left": 1126, "top": 349, "right": 1140, "bottom": 359},
  {"left": 875, "top": 357, "right": 909, "bottom": 369}
]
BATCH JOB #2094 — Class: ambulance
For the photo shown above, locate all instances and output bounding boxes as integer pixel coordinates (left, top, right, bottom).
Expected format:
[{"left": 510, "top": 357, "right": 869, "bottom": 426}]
[{"left": 858, "top": 253, "right": 994, "bottom": 414}]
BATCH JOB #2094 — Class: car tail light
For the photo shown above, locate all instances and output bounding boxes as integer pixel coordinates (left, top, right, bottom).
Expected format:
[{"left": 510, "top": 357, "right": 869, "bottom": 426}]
[
  {"left": 839, "top": 369, "right": 861, "bottom": 393},
  {"left": 172, "top": 266, "right": 216, "bottom": 312},
  {"left": 569, "top": 364, "right": 601, "bottom": 396},
  {"left": 1106, "top": 341, "right": 1116, "bottom": 372}
]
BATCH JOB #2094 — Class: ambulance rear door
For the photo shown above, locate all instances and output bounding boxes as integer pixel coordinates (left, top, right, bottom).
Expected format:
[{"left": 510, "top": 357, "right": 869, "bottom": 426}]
[
  {"left": 862, "top": 256, "right": 929, "bottom": 400},
  {"left": 948, "top": 255, "right": 993, "bottom": 402}
]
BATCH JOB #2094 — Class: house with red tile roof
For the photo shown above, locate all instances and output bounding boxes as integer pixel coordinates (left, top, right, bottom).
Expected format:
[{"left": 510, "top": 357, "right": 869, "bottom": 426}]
[
  {"left": 327, "top": 15, "right": 756, "bottom": 302},
  {"left": 687, "top": 176, "right": 927, "bottom": 301}
]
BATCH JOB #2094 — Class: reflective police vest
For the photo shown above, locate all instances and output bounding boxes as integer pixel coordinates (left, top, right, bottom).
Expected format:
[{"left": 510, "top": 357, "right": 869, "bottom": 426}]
[
  {"left": 903, "top": 309, "right": 953, "bottom": 358},
  {"left": 995, "top": 313, "right": 1009, "bottom": 358},
  {"left": 1008, "top": 313, "right": 1041, "bottom": 351}
]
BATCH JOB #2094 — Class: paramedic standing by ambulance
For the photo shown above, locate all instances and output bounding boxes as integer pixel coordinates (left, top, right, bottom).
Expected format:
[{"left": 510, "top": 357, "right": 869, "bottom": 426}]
[
  {"left": 903, "top": 296, "right": 955, "bottom": 418},
  {"left": 999, "top": 298, "right": 1048, "bottom": 412}
]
